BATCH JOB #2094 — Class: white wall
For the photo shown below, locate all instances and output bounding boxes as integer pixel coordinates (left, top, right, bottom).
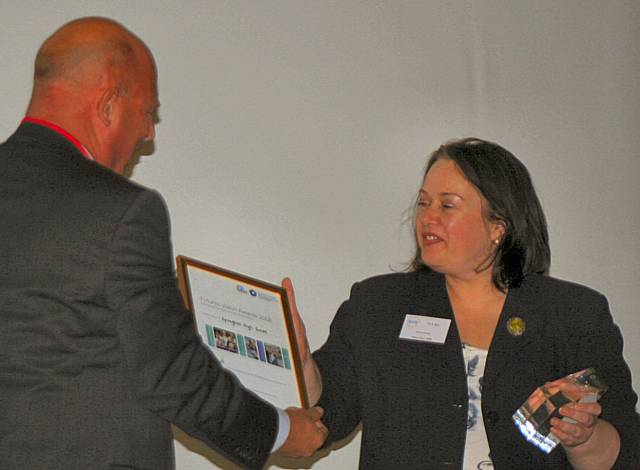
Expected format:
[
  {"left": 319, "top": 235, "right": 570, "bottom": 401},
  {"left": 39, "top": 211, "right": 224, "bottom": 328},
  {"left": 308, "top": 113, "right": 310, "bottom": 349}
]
[{"left": 1, "top": 1, "right": 638, "bottom": 469}]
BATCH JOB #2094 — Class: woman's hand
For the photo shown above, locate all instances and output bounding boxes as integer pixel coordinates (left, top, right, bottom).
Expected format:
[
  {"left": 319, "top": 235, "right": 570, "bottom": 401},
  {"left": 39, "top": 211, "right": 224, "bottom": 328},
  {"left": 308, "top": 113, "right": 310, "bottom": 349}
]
[
  {"left": 282, "top": 277, "right": 311, "bottom": 363},
  {"left": 525, "top": 377, "right": 620, "bottom": 469},
  {"left": 551, "top": 401, "right": 601, "bottom": 447},
  {"left": 541, "top": 377, "right": 602, "bottom": 447},
  {"left": 282, "top": 277, "right": 323, "bottom": 404}
]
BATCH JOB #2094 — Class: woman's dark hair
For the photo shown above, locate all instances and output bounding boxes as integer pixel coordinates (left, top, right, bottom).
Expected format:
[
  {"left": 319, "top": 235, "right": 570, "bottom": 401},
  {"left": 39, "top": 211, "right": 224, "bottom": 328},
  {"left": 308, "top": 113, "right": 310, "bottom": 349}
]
[{"left": 410, "top": 137, "right": 550, "bottom": 290}]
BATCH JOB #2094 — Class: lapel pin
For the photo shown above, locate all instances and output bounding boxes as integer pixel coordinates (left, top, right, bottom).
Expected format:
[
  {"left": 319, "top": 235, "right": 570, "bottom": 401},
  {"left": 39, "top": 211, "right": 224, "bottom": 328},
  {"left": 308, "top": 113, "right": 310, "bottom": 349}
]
[{"left": 506, "top": 316, "right": 526, "bottom": 337}]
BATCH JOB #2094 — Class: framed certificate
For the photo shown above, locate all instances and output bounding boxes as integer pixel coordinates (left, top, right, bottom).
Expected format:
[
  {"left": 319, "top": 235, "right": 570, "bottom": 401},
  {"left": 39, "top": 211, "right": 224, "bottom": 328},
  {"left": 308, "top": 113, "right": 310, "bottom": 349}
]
[{"left": 176, "top": 255, "right": 309, "bottom": 409}]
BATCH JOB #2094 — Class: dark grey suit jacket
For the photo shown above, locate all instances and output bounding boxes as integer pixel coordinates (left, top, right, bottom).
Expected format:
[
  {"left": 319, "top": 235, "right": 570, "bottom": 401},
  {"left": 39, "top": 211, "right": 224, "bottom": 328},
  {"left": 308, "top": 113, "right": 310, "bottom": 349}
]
[
  {"left": 0, "top": 123, "right": 277, "bottom": 470},
  {"left": 314, "top": 268, "right": 640, "bottom": 469}
]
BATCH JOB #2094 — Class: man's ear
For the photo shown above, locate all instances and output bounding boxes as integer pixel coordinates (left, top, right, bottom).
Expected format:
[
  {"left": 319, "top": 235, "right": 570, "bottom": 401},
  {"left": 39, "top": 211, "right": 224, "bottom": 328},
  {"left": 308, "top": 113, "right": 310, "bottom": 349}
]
[{"left": 97, "top": 87, "right": 119, "bottom": 127}]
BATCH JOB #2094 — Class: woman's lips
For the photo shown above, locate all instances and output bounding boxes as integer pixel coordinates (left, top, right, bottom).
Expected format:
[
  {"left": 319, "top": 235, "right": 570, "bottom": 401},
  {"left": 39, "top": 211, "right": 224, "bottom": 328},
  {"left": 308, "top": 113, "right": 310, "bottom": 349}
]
[{"left": 421, "top": 233, "right": 443, "bottom": 246}]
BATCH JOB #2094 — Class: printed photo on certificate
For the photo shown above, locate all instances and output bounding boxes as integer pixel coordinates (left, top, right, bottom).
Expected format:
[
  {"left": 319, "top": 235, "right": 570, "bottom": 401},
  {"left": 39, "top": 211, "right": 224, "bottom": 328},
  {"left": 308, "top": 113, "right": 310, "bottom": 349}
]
[{"left": 176, "top": 256, "right": 308, "bottom": 409}]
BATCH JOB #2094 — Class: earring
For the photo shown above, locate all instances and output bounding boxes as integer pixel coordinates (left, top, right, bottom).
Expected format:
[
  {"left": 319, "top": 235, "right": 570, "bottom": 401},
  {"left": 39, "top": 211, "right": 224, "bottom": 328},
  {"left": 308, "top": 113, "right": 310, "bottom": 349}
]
[{"left": 492, "top": 238, "right": 500, "bottom": 245}]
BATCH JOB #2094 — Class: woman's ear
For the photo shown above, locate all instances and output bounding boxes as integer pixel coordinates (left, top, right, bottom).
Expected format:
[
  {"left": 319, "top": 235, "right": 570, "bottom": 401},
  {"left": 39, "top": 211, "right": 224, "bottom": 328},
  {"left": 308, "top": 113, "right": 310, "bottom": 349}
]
[{"left": 491, "top": 220, "right": 506, "bottom": 245}]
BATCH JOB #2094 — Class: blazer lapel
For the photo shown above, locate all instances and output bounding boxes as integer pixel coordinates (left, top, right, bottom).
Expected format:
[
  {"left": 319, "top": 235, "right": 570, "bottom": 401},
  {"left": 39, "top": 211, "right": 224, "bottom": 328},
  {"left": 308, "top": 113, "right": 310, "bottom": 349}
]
[
  {"left": 412, "top": 270, "right": 466, "bottom": 370},
  {"left": 410, "top": 270, "right": 546, "bottom": 381},
  {"left": 412, "top": 269, "right": 455, "bottom": 323},
  {"left": 485, "top": 278, "right": 544, "bottom": 379}
]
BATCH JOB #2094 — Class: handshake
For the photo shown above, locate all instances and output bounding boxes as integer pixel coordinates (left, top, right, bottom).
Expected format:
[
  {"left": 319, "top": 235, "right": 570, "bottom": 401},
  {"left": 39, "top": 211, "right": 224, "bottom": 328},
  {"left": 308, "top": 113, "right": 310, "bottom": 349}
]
[{"left": 276, "top": 406, "right": 328, "bottom": 458}]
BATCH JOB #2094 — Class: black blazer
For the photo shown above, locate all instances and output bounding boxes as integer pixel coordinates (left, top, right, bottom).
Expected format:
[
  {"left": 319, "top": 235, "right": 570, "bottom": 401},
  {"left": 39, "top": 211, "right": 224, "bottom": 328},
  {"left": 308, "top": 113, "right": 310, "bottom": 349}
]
[
  {"left": 0, "top": 123, "right": 277, "bottom": 470},
  {"left": 314, "top": 268, "right": 640, "bottom": 469}
]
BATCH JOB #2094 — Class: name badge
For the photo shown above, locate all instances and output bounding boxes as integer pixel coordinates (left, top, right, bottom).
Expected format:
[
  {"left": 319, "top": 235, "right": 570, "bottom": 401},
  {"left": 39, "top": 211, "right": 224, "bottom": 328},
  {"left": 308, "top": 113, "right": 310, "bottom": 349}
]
[{"left": 399, "top": 314, "right": 451, "bottom": 344}]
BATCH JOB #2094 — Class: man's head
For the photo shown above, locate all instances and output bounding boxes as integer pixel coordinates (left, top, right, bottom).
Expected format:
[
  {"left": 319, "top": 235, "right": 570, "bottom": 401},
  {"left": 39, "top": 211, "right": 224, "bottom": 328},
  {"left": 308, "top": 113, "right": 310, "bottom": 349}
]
[{"left": 27, "top": 17, "right": 159, "bottom": 174}]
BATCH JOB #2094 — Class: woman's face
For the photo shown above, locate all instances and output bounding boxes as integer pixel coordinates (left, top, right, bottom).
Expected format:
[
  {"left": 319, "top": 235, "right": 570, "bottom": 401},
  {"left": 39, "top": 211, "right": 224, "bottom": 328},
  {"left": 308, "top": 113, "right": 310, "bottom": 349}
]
[{"left": 415, "top": 158, "right": 503, "bottom": 280}]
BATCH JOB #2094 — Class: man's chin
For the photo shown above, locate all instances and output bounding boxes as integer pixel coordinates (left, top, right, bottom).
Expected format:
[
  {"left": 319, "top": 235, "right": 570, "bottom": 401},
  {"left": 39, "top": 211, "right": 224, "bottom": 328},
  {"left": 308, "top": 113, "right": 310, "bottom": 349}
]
[{"left": 121, "top": 157, "right": 138, "bottom": 178}]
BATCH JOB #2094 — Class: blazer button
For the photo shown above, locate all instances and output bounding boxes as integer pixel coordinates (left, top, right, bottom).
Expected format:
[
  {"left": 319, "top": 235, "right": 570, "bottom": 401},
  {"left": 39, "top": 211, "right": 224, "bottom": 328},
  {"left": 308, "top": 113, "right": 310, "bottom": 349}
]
[{"left": 485, "top": 411, "right": 499, "bottom": 424}]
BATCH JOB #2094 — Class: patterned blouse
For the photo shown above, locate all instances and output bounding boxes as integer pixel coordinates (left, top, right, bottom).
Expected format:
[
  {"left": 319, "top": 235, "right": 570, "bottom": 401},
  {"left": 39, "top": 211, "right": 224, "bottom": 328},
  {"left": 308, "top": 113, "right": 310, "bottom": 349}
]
[{"left": 461, "top": 343, "right": 494, "bottom": 470}]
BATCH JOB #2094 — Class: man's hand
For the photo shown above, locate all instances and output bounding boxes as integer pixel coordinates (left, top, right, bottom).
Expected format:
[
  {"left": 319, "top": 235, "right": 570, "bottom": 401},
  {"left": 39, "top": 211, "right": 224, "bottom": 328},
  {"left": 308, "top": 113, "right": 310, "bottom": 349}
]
[{"left": 277, "top": 406, "right": 328, "bottom": 458}]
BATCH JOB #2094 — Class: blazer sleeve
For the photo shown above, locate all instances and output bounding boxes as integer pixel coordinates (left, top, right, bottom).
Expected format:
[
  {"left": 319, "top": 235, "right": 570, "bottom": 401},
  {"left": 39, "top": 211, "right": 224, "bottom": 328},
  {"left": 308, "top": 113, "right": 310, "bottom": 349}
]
[
  {"left": 104, "top": 189, "right": 277, "bottom": 470},
  {"left": 571, "top": 293, "right": 640, "bottom": 469},
  {"left": 313, "top": 282, "right": 364, "bottom": 445}
]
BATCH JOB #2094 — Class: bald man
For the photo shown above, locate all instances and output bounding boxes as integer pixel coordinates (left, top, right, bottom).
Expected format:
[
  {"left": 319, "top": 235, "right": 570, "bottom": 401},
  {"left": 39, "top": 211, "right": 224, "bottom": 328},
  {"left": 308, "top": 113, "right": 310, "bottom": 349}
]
[{"left": 0, "top": 17, "right": 326, "bottom": 470}]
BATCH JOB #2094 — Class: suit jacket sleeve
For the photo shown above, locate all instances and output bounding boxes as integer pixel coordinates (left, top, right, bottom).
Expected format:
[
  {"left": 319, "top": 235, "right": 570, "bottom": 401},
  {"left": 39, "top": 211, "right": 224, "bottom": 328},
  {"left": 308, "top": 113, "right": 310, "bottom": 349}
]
[{"left": 105, "top": 189, "right": 277, "bottom": 470}]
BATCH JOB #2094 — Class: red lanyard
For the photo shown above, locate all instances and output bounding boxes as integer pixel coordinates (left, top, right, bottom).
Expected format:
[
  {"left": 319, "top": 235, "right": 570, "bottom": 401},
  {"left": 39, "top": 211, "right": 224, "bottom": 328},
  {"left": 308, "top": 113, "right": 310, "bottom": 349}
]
[{"left": 22, "top": 117, "right": 92, "bottom": 160}]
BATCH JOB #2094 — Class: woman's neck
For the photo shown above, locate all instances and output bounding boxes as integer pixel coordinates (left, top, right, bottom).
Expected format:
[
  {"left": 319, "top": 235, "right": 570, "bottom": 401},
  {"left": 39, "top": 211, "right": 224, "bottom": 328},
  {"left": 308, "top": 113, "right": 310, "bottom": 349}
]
[
  {"left": 445, "top": 271, "right": 507, "bottom": 349},
  {"left": 444, "top": 270, "right": 503, "bottom": 304}
]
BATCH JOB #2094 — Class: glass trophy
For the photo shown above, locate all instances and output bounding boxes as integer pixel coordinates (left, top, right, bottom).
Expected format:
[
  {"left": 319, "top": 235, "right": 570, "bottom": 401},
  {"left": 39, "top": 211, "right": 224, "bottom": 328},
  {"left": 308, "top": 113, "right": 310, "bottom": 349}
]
[{"left": 512, "top": 368, "right": 607, "bottom": 453}]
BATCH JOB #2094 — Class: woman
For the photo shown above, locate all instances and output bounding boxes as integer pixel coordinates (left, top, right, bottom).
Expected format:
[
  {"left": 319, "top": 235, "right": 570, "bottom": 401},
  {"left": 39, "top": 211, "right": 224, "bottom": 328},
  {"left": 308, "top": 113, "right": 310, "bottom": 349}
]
[{"left": 285, "top": 138, "right": 639, "bottom": 469}]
